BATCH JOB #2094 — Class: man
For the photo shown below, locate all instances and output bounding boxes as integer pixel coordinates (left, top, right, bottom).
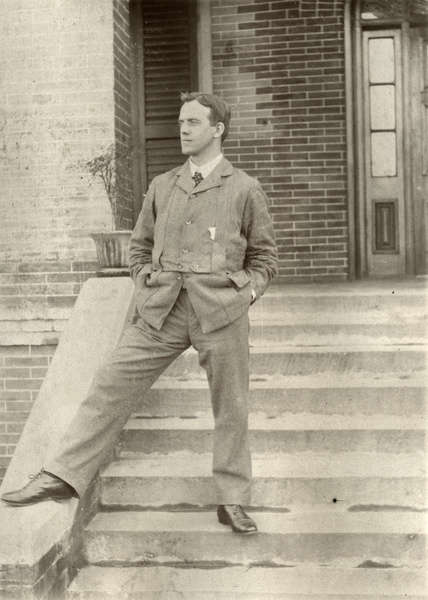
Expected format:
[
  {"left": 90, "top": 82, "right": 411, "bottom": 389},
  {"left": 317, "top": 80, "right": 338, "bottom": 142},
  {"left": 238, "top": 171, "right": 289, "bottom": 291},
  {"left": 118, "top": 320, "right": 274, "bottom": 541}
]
[{"left": 1, "top": 93, "right": 278, "bottom": 534}]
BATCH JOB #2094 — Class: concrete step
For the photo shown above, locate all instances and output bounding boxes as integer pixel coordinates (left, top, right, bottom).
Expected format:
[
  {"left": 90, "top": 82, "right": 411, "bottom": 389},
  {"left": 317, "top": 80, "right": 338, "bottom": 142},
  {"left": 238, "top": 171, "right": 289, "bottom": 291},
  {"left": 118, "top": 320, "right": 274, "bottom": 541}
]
[
  {"left": 100, "top": 452, "right": 426, "bottom": 509},
  {"left": 162, "top": 345, "right": 428, "bottom": 379},
  {"left": 248, "top": 322, "right": 427, "bottom": 345},
  {"left": 83, "top": 508, "right": 427, "bottom": 567},
  {"left": 117, "top": 413, "right": 426, "bottom": 456},
  {"left": 67, "top": 564, "right": 428, "bottom": 599},
  {"left": 136, "top": 376, "right": 427, "bottom": 418},
  {"left": 67, "top": 282, "right": 428, "bottom": 599},
  {"left": 250, "top": 280, "right": 427, "bottom": 320}
]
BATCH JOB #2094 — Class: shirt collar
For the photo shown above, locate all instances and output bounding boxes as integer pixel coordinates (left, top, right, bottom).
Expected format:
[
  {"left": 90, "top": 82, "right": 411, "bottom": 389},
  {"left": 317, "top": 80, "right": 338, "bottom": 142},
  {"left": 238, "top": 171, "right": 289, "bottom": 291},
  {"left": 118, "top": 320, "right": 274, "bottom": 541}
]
[{"left": 189, "top": 154, "right": 223, "bottom": 179}]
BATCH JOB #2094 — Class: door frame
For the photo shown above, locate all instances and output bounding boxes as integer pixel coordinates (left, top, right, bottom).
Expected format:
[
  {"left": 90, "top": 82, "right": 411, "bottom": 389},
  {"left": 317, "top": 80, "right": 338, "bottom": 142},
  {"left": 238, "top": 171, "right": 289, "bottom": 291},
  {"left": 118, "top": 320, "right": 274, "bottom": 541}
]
[
  {"left": 129, "top": 0, "right": 212, "bottom": 222},
  {"left": 345, "top": 0, "right": 421, "bottom": 279},
  {"left": 410, "top": 26, "right": 428, "bottom": 274}
]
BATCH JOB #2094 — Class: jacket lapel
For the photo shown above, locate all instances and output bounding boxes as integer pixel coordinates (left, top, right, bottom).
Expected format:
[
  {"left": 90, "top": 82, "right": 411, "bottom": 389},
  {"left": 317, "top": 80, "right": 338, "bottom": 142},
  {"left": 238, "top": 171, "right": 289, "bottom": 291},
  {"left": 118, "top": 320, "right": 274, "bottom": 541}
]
[{"left": 175, "top": 160, "right": 194, "bottom": 194}]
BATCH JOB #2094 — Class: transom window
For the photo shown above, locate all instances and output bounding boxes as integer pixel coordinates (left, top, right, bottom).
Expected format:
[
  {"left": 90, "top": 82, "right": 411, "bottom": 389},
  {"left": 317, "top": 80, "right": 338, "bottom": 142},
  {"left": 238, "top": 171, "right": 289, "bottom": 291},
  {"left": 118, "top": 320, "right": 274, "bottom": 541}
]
[{"left": 361, "top": 0, "right": 428, "bottom": 23}]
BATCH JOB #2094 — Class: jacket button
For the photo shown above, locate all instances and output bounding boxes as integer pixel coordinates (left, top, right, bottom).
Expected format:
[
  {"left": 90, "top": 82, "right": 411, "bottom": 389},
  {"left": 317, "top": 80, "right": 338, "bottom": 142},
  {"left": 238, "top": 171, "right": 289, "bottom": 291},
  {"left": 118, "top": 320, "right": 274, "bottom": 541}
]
[
  {"left": 189, "top": 194, "right": 195, "bottom": 199},
  {"left": 185, "top": 219, "right": 192, "bottom": 225},
  {"left": 176, "top": 275, "right": 182, "bottom": 280},
  {"left": 178, "top": 264, "right": 183, "bottom": 269},
  {"left": 182, "top": 248, "right": 189, "bottom": 253}
]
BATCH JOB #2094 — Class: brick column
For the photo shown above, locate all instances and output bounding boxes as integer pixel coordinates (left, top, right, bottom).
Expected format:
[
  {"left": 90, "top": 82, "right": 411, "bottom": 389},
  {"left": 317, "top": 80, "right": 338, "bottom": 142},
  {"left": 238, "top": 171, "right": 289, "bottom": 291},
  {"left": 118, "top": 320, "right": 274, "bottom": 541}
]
[{"left": 0, "top": 0, "right": 132, "bottom": 482}]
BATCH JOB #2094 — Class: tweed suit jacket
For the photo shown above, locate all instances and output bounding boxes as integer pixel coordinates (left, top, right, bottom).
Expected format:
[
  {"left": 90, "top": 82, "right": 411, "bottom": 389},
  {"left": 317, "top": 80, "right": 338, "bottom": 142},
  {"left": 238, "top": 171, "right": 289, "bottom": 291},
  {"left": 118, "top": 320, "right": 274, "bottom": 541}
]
[{"left": 129, "top": 157, "right": 278, "bottom": 334}]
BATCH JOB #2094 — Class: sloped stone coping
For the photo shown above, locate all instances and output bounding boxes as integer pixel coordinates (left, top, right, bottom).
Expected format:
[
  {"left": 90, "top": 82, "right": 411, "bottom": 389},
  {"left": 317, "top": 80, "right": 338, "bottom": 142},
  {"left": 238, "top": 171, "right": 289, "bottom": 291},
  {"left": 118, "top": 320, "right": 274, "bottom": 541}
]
[{"left": 0, "top": 277, "right": 136, "bottom": 599}]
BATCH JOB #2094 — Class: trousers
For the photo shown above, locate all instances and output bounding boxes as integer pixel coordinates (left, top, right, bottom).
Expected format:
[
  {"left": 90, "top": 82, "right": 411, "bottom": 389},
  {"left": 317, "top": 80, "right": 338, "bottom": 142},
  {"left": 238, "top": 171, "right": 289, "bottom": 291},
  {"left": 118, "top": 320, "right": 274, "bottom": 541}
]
[{"left": 46, "top": 289, "right": 252, "bottom": 504}]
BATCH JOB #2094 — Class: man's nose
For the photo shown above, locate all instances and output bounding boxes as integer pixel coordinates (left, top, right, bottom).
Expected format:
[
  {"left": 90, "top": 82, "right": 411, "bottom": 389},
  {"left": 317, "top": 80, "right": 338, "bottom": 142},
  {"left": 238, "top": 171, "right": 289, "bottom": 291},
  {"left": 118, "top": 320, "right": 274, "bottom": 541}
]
[{"left": 180, "top": 122, "right": 190, "bottom": 135}]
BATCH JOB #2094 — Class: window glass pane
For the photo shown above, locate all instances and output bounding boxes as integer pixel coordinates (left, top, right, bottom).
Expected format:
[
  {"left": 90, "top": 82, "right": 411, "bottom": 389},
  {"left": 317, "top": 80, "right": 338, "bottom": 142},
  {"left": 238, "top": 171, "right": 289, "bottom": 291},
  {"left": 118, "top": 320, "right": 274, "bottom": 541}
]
[
  {"left": 369, "top": 38, "right": 395, "bottom": 83},
  {"left": 371, "top": 132, "right": 397, "bottom": 177},
  {"left": 370, "top": 85, "right": 396, "bottom": 130}
]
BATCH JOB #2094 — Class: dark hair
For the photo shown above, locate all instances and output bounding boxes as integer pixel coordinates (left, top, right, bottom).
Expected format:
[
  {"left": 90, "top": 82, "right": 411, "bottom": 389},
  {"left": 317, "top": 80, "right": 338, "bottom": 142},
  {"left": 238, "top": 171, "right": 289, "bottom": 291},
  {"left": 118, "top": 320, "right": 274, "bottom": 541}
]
[{"left": 180, "top": 92, "right": 231, "bottom": 142}]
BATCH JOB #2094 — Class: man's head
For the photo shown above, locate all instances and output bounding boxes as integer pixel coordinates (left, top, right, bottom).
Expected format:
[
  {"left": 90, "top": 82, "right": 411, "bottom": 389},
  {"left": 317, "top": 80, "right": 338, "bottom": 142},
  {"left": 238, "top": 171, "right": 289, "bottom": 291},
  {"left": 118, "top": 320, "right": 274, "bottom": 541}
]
[
  {"left": 178, "top": 92, "right": 231, "bottom": 163},
  {"left": 180, "top": 93, "right": 231, "bottom": 142}
]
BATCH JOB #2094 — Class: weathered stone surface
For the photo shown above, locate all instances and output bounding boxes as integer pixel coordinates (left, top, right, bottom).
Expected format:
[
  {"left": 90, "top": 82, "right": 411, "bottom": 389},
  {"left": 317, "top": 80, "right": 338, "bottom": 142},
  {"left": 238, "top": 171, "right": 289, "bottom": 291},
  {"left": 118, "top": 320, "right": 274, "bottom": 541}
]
[
  {"left": 68, "top": 565, "right": 428, "bottom": 600},
  {"left": 0, "top": 277, "right": 135, "bottom": 595},
  {"left": 100, "top": 452, "right": 427, "bottom": 509},
  {"left": 83, "top": 509, "right": 426, "bottom": 567}
]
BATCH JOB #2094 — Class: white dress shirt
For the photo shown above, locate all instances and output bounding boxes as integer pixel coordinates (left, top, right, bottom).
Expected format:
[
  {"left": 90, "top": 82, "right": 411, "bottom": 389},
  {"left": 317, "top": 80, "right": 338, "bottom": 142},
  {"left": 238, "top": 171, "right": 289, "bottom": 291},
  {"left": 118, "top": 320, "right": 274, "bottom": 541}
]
[{"left": 189, "top": 154, "right": 223, "bottom": 179}]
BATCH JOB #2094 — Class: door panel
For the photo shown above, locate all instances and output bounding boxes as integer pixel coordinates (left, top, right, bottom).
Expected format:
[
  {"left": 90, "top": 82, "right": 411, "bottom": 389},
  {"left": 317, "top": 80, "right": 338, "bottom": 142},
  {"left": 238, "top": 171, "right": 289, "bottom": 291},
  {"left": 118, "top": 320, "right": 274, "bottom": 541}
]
[{"left": 362, "top": 29, "right": 406, "bottom": 277}]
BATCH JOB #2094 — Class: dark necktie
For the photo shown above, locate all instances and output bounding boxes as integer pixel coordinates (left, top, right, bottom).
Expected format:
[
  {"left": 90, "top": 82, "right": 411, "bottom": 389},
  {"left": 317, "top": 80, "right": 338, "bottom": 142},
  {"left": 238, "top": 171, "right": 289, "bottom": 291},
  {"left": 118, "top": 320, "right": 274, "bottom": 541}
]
[{"left": 193, "top": 171, "right": 203, "bottom": 187}]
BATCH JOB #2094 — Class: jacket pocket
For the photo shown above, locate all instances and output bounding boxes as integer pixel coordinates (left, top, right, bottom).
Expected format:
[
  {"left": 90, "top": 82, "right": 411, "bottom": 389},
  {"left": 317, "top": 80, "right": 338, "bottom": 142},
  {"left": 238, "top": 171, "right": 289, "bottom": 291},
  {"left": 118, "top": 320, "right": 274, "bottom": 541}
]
[{"left": 227, "top": 269, "right": 251, "bottom": 288}]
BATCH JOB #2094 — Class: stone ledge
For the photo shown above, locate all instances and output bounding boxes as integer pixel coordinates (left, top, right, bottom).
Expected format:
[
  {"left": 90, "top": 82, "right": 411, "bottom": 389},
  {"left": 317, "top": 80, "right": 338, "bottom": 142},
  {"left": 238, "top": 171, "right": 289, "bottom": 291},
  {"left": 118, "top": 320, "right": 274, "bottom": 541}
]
[
  {"left": 0, "top": 500, "right": 79, "bottom": 567},
  {"left": 0, "top": 277, "right": 136, "bottom": 598}
]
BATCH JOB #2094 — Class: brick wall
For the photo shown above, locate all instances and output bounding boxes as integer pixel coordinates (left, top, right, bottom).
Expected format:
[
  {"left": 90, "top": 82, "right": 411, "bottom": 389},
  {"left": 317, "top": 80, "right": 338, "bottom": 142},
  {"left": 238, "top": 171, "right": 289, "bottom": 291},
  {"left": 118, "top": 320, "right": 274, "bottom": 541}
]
[
  {"left": 0, "top": 0, "right": 133, "bottom": 484},
  {"left": 212, "top": 0, "right": 348, "bottom": 282},
  {"left": 113, "top": 0, "right": 134, "bottom": 230},
  {"left": 0, "top": 345, "right": 56, "bottom": 482},
  {"left": 0, "top": 260, "right": 98, "bottom": 326},
  {"left": 0, "top": 1, "right": 119, "bottom": 267},
  {"left": 0, "top": 0, "right": 133, "bottom": 277},
  {"left": 0, "top": 260, "right": 99, "bottom": 481}
]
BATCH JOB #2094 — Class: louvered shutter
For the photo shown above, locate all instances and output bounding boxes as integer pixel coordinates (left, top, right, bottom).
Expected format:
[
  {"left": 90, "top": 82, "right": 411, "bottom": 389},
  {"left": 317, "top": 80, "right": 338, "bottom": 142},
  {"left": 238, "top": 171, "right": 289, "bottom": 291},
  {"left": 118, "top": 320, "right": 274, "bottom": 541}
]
[{"left": 137, "top": 0, "right": 198, "bottom": 187}]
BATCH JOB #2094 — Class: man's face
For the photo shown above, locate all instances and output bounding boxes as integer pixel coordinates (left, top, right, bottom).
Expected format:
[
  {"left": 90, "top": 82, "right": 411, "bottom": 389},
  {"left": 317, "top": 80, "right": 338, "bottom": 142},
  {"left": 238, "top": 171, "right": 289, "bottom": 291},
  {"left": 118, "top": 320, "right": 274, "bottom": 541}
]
[{"left": 178, "top": 100, "right": 220, "bottom": 158}]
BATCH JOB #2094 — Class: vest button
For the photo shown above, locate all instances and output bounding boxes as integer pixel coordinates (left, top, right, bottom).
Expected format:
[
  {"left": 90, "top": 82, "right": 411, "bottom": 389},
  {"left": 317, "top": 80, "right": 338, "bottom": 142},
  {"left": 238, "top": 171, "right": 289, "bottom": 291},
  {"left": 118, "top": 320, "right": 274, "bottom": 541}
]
[
  {"left": 178, "top": 264, "right": 183, "bottom": 269},
  {"left": 182, "top": 248, "right": 189, "bottom": 253},
  {"left": 176, "top": 275, "right": 182, "bottom": 280},
  {"left": 185, "top": 219, "right": 192, "bottom": 225}
]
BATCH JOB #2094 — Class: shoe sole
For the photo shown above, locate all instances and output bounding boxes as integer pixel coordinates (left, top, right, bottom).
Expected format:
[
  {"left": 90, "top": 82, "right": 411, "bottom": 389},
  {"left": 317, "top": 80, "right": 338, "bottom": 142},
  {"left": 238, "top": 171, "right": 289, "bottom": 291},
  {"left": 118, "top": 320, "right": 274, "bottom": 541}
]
[{"left": 1, "top": 495, "right": 73, "bottom": 507}]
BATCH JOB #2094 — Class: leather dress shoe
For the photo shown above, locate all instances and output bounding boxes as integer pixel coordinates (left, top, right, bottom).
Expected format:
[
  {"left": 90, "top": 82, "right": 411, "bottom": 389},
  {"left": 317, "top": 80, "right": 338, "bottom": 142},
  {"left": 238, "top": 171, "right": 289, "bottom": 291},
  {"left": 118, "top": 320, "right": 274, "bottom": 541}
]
[
  {"left": 1, "top": 470, "right": 77, "bottom": 507},
  {"left": 217, "top": 504, "right": 258, "bottom": 534}
]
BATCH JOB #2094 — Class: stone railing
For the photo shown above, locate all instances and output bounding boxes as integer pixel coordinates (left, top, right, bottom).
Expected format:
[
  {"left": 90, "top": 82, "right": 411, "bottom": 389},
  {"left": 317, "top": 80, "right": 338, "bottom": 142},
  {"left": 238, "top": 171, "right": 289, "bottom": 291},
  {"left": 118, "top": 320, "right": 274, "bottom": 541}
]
[{"left": 0, "top": 277, "right": 135, "bottom": 599}]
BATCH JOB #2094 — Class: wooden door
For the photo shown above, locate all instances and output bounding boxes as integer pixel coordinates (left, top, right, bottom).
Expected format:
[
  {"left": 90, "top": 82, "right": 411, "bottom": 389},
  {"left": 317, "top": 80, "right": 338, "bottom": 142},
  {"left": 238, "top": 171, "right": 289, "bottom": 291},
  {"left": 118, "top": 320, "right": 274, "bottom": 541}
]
[
  {"left": 362, "top": 28, "right": 407, "bottom": 277},
  {"left": 131, "top": 0, "right": 198, "bottom": 216}
]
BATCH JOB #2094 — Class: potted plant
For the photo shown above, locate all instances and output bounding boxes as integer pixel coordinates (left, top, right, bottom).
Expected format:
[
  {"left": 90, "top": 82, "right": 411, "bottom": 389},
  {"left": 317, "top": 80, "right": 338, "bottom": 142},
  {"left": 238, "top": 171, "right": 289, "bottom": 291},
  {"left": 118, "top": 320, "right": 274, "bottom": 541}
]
[{"left": 81, "top": 143, "right": 133, "bottom": 275}]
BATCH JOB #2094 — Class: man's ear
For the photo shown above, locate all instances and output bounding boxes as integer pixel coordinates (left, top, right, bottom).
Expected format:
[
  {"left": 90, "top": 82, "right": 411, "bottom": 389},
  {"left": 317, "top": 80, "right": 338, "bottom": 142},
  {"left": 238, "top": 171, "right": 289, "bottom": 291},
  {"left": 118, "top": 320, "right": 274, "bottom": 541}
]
[{"left": 213, "top": 122, "right": 225, "bottom": 139}]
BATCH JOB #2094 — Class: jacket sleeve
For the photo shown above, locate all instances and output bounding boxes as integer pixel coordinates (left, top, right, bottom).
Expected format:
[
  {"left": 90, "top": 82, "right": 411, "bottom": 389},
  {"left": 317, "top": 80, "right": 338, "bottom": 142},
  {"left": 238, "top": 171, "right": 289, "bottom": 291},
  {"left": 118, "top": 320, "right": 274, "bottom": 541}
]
[
  {"left": 242, "top": 183, "right": 278, "bottom": 299},
  {"left": 128, "top": 179, "right": 156, "bottom": 282}
]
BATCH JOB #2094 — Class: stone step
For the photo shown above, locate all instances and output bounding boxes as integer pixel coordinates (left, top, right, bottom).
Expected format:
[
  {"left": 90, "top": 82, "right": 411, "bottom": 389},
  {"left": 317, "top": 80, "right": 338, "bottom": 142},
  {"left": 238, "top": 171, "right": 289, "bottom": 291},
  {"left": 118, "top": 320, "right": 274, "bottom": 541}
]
[
  {"left": 248, "top": 322, "right": 426, "bottom": 345},
  {"left": 67, "top": 565, "right": 428, "bottom": 599},
  {"left": 117, "top": 413, "right": 426, "bottom": 456},
  {"left": 250, "top": 281, "right": 427, "bottom": 319},
  {"left": 83, "top": 509, "right": 427, "bottom": 567},
  {"left": 162, "top": 345, "right": 428, "bottom": 379},
  {"left": 100, "top": 452, "right": 426, "bottom": 509},
  {"left": 136, "top": 376, "right": 427, "bottom": 418}
]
